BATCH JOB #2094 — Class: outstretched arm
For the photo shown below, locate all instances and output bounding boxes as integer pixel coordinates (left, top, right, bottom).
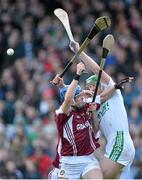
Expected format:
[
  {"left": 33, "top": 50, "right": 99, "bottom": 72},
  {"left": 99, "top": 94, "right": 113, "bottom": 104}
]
[
  {"left": 100, "top": 85, "right": 116, "bottom": 103},
  {"left": 100, "top": 77, "right": 134, "bottom": 103},
  {"left": 61, "top": 63, "right": 85, "bottom": 114},
  {"left": 69, "top": 41, "right": 110, "bottom": 84}
]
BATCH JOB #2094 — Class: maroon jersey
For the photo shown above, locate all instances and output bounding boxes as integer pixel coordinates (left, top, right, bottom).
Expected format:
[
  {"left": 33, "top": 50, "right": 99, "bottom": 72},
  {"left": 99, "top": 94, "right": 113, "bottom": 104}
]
[
  {"left": 53, "top": 151, "right": 60, "bottom": 168},
  {"left": 52, "top": 139, "right": 61, "bottom": 168},
  {"left": 55, "top": 104, "right": 100, "bottom": 156}
]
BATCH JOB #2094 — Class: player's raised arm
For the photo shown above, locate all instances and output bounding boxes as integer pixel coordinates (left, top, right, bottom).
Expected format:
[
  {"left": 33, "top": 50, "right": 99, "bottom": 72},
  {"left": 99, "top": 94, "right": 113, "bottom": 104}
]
[
  {"left": 69, "top": 41, "right": 110, "bottom": 84},
  {"left": 61, "top": 62, "right": 85, "bottom": 114}
]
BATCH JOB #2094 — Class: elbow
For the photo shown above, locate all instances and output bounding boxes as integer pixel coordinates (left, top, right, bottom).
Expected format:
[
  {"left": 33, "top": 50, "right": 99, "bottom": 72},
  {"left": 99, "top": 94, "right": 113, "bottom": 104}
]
[
  {"left": 93, "top": 124, "right": 99, "bottom": 134},
  {"left": 100, "top": 95, "right": 106, "bottom": 103}
]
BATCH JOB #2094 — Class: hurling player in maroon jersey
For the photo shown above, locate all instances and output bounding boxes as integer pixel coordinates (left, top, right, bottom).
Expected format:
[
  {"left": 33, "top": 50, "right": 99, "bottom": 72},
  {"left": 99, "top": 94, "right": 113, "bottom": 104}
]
[
  {"left": 48, "top": 76, "right": 100, "bottom": 179},
  {"left": 49, "top": 64, "right": 119, "bottom": 179},
  {"left": 55, "top": 63, "right": 103, "bottom": 179}
]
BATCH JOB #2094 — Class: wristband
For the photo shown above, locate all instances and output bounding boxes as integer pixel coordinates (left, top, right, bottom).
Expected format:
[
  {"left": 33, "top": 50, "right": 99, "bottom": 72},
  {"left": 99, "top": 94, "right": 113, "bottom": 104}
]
[{"left": 74, "top": 74, "right": 81, "bottom": 81}]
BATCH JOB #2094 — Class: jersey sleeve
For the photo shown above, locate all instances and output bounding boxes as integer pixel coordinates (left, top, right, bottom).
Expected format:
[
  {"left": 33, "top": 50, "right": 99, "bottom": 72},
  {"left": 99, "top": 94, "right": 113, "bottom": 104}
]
[
  {"left": 103, "top": 78, "right": 122, "bottom": 98},
  {"left": 56, "top": 108, "right": 64, "bottom": 115},
  {"left": 101, "top": 78, "right": 115, "bottom": 89},
  {"left": 55, "top": 108, "right": 70, "bottom": 124}
]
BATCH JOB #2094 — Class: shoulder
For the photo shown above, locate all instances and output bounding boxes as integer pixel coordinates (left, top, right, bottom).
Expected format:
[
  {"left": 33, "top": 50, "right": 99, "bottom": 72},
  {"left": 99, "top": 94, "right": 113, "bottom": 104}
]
[
  {"left": 56, "top": 108, "right": 64, "bottom": 115},
  {"left": 55, "top": 107, "right": 72, "bottom": 124}
]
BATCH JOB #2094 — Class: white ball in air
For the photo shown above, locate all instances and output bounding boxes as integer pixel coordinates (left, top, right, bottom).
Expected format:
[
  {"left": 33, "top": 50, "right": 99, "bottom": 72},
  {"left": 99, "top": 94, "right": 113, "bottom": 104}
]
[{"left": 7, "top": 48, "right": 14, "bottom": 56}]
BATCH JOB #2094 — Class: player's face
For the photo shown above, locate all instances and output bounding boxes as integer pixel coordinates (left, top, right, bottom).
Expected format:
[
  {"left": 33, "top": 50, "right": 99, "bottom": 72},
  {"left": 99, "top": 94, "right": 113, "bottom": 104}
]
[{"left": 75, "top": 94, "right": 86, "bottom": 107}]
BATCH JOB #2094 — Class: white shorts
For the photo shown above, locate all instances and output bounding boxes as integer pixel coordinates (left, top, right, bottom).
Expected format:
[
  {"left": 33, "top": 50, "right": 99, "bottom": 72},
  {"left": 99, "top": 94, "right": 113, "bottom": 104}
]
[
  {"left": 105, "top": 131, "right": 135, "bottom": 167},
  {"left": 48, "top": 168, "right": 59, "bottom": 180},
  {"left": 58, "top": 154, "right": 100, "bottom": 179}
]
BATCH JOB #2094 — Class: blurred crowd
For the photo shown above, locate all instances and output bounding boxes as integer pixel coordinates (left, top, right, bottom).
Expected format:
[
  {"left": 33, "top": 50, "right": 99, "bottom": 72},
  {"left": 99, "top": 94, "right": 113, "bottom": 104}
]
[{"left": 0, "top": 0, "right": 142, "bottom": 179}]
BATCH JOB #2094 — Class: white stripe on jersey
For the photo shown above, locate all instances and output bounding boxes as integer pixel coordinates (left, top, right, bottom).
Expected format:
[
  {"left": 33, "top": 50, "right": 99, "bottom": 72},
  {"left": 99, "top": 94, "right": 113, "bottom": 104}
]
[
  {"left": 62, "top": 115, "right": 77, "bottom": 155},
  {"left": 66, "top": 115, "right": 78, "bottom": 155},
  {"left": 57, "top": 139, "right": 62, "bottom": 160},
  {"left": 64, "top": 123, "right": 77, "bottom": 155}
]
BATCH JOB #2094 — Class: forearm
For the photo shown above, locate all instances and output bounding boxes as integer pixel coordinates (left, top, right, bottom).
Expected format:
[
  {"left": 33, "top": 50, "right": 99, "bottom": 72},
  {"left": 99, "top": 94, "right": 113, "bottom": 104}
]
[
  {"left": 91, "top": 111, "right": 100, "bottom": 134},
  {"left": 61, "top": 79, "right": 79, "bottom": 114},
  {"left": 80, "top": 52, "right": 100, "bottom": 73},
  {"left": 79, "top": 52, "right": 110, "bottom": 84},
  {"left": 65, "top": 79, "right": 79, "bottom": 101},
  {"left": 100, "top": 86, "right": 115, "bottom": 103},
  {"left": 61, "top": 62, "right": 85, "bottom": 114}
]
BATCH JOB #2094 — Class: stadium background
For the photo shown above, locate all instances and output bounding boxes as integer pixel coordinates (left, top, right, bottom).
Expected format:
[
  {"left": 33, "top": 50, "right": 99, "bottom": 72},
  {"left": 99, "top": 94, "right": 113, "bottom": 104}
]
[{"left": 0, "top": 0, "right": 142, "bottom": 179}]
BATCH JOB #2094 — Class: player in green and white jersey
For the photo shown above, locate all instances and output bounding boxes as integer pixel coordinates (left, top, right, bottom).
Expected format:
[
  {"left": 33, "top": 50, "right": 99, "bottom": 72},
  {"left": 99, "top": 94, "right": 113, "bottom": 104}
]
[{"left": 70, "top": 41, "right": 135, "bottom": 179}]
